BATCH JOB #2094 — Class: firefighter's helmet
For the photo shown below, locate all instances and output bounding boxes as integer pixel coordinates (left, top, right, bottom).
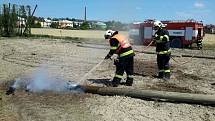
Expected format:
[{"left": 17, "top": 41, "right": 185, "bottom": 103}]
[
  {"left": 104, "top": 30, "right": 115, "bottom": 39},
  {"left": 153, "top": 20, "right": 166, "bottom": 28},
  {"left": 153, "top": 20, "right": 163, "bottom": 28}
]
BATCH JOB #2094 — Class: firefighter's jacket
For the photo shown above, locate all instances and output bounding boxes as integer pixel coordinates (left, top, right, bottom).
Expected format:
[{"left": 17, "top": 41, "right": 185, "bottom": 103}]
[
  {"left": 154, "top": 29, "right": 171, "bottom": 55},
  {"left": 107, "top": 32, "right": 135, "bottom": 58}
]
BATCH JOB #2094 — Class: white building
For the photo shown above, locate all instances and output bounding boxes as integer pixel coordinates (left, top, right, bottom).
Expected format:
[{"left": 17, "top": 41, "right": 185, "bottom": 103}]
[
  {"left": 17, "top": 17, "right": 26, "bottom": 27},
  {"left": 58, "top": 20, "right": 84, "bottom": 28},
  {"left": 59, "top": 20, "right": 73, "bottom": 28},
  {"left": 40, "top": 18, "right": 52, "bottom": 28}
]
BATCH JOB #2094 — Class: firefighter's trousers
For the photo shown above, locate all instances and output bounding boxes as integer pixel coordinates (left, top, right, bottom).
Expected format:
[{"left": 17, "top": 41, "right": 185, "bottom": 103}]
[
  {"left": 157, "top": 54, "right": 171, "bottom": 79},
  {"left": 112, "top": 56, "right": 134, "bottom": 86}
]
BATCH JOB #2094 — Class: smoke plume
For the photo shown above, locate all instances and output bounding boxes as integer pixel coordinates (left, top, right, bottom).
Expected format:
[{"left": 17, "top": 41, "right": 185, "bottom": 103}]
[{"left": 11, "top": 65, "right": 84, "bottom": 93}]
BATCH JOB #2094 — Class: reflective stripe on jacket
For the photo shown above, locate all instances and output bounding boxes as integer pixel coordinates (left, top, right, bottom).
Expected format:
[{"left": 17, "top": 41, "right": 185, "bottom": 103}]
[
  {"left": 119, "top": 50, "right": 134, "bottom": 57},
  {"left": 157, "top": 49, "right": 171, "bottom": 55},
  {"left": 155, "top": 34, "right": 169, "bottom": 43}
]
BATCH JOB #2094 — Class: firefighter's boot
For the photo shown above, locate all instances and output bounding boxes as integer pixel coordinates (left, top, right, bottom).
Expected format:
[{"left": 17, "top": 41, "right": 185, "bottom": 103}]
[
  {"left": 163, "top": 72, "right": 170, "bottom": 81},
  {"left": 110, "top": 77, "right": 121, "bottom": 87},
  {"left": 125, "top": 77, "right": 133, "bottom": 86},
  {"left": 158, "top": 72, "right": 164, "bottom": 78}
]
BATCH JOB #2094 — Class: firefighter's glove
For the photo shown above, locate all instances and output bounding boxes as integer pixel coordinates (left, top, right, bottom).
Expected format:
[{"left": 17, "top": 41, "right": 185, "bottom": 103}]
[
  {"left": 153, "top": 34, "right": 160, "bottom": 40},
  {"left": 111, "top": 54, "right": 119, "bottom": 61},
  {"left": 104, "top": 54, "right": 111, "bottom": 60},
  {"left": 114, "top": 60, "right": 119, "bottom": 65}
]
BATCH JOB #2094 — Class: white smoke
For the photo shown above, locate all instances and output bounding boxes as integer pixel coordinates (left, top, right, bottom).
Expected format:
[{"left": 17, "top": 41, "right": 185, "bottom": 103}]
[
  {"left": 12, "top": 78, "right": 23, "bottom": 89},
  {"left": 11, "top": 65, "right": 84, "bottom": 93}
]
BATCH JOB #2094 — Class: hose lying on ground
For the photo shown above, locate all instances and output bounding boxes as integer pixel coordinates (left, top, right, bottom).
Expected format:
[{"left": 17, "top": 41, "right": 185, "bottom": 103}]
[{"left": 77, "top": 44, "right": 215, "bottom": 60}]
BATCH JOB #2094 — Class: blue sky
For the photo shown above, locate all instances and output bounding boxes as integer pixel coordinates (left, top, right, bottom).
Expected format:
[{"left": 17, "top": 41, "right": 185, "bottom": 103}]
[{"left": 1, "top": 0, "right": 214, "bottom": 24}]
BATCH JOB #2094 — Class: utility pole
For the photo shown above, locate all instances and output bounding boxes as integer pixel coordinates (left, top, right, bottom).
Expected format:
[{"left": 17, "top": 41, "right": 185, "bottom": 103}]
[{"left": 84, "top": 6, "right": 86, "bottom": 22}]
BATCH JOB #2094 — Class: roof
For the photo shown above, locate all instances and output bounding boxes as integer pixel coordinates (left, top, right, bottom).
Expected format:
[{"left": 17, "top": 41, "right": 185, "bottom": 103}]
[{"left": 95, "top": 22, "right": 106, "bottom": 26}]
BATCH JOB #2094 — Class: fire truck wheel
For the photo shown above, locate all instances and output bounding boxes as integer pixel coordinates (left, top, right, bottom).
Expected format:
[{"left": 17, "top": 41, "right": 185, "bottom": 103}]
[{"left": 171, "top": 38, "right": 182, "bottom": 48}]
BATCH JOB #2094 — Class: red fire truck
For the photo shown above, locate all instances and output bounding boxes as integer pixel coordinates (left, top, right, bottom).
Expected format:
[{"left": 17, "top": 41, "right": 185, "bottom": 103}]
[{"left": 129, "top": 20, "right": 205, "bottom": 49}]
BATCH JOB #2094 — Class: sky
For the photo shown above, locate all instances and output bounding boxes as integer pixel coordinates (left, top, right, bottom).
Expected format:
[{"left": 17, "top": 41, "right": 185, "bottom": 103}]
[{"left": 1, "top": 0, "right": 215, "bottom": 24}]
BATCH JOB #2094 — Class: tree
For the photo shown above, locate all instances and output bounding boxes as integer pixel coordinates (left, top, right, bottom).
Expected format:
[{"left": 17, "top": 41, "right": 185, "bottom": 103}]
[
  {"left": 0, "top": 6, "right": 2, "bottom": 36},
  {"left": 80, "top": 22, "right": 90, "bottom": 30},
  {"left": 72, "top": 21, "right": 78, "bottom": 29},
  {"left": 0, "top": 3, "right": 34, "bottom": 36},
  {"left": 105, "top": 21, "right": 128, "bottom": 31},
  {"left": 29, "top": 16, "right": 41, "bottom": 28},
  {"left": 32, "top": 22, "right": 41, "bottom": 28},
  {"left": 10, "top": 4, "right": 18, "bottom": 36},
  {"left": 20, "top": 5, "right": 26, "bottom": 18},
  {"left": 47, "top": 17, "right": 51, "bottom": 20},
  {"left": 52, "top": 18, "right": 59, "bottom": 21},
  {"left": 22, "top": 5, "right": 32, "bottom": 36},
  {"left": 50, "top": 22, "right": 59, "bottom": 28},
  {"left": 18, "top": 5, "right": 27, "bottom": 36},
  {"left": 91, "top": 22, "right": 106, "bottom": 30}
]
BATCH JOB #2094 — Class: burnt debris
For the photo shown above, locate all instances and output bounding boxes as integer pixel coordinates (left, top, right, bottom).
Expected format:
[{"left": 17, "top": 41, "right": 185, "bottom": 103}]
[{"left": 6, "top": 86, "right": 16, "bottom": 95}]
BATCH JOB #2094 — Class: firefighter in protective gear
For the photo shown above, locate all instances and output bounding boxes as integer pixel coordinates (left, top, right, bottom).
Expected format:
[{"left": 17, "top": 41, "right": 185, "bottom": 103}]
[
  {"left": 153, "top": 20, "right": 171, "bottom": 80},
  {"left": 104, "top": 30, "right": 135, "bottom": 87}
]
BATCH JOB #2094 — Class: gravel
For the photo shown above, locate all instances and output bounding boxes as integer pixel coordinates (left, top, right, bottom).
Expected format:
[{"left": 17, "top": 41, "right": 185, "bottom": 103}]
[{"left": 0, "top": 38, "right": 215, "bottom": 121}]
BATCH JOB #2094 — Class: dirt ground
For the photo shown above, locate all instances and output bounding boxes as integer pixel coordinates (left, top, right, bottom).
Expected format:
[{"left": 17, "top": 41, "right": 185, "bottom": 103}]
[{"left": 1, "top": 37, "right": 215, "bottom": 121}]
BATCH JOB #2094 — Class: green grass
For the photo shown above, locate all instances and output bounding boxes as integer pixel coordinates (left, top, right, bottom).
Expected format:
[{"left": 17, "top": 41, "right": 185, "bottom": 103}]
[
  {"left": 31, "top": 34, "right": 81, "bottom": 40},
  {"left": 203, "top": 43, "right": 215, "bottom": 50},
  {"left": 203, "top": 34, "right": 215, "bottom": 50},
  {"left": 30, "top": 34, "right": 106, "bottom": 44}
]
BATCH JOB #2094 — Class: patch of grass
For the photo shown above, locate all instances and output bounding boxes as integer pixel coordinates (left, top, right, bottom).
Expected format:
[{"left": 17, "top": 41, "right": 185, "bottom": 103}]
[
  {"left": 30, "top": 34, "right": 62, "bottom": 40},
  {"left": 30, "top": 34, "right": 81, "bottom": 40},
  {"left": 203, "top": 43, "right": 215, "bottom": 50},
  {"left": 0, "top": 91, "right": 4, "bottom": 113},
  {"left": 0, "top": 87, "right": 18, "bottom": 120},
  {"left": 30, "top": 34, "right": 86, "bottom": 43},
  {"left": 203, "top": 34, "right": 215, "bottom": 50}
]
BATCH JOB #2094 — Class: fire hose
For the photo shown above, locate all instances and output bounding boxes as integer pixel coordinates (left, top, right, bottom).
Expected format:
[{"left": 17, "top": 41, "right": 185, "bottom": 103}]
[
  {"left": 77, "top": 44, "right": 215, "bottom": 60},
  {"left": 140, "top": 40, "right": 195, "bottom": 66},
  {"left": 142, "top": 40, "right": 154, "bottom": 51},
  {"left": 170, "top": 54, "right": 194, "bottom": 66},
  {"left": 79, "top": 59, "right": 106, "bottom": 85}
]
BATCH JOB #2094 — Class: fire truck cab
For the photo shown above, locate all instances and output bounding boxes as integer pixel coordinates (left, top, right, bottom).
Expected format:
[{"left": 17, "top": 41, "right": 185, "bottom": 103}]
[{"left": 130, "top": 20, "right": 204, "bottom": 49}]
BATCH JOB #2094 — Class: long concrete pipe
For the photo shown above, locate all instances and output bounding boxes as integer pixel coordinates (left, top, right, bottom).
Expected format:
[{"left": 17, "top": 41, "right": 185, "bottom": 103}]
[
  {"left": 6, "top": 84, "right": 215, "bottom": 105},
  {"left": 83, "top": 85, "right": 215, "bottom": 105}
]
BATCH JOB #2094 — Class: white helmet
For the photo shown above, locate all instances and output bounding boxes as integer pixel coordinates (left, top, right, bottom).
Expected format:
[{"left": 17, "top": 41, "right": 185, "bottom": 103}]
[
  {"left": 153, "top": 20, "right": 163, "bottom": 28},
  {"left": 104, "top": 30, "right": 115, "bottom": 39}
]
